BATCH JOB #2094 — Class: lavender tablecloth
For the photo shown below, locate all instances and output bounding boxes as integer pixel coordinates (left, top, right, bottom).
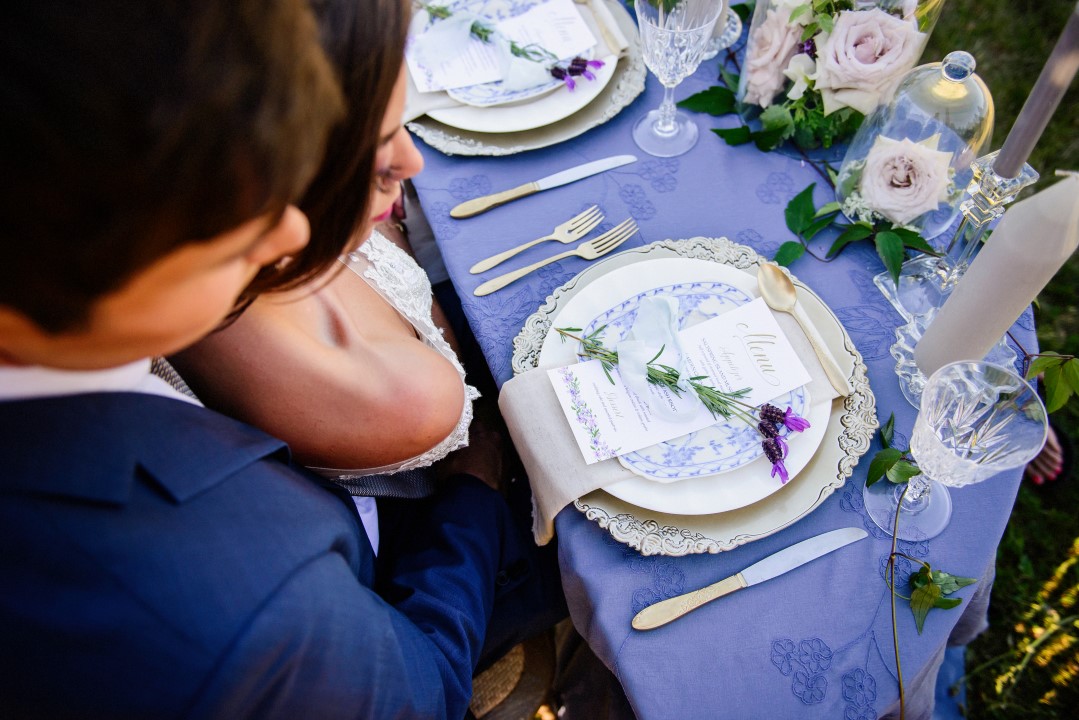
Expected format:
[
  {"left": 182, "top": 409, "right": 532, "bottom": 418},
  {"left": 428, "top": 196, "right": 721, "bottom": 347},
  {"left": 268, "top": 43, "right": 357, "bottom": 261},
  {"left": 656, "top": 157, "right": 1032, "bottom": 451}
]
[{"left": 409, "top": 49, "right": 1034, "bottom": 720}]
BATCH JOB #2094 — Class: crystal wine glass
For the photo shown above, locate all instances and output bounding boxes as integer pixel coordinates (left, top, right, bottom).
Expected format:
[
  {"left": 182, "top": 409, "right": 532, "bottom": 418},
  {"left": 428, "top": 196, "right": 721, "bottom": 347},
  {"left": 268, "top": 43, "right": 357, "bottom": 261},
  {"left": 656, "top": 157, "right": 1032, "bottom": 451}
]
[
  {"left": 863, "top": 360, "right": 1047, "bottom": 541},
  {"left": 632, "top": 0, "right": 723, "bottom": 158}
]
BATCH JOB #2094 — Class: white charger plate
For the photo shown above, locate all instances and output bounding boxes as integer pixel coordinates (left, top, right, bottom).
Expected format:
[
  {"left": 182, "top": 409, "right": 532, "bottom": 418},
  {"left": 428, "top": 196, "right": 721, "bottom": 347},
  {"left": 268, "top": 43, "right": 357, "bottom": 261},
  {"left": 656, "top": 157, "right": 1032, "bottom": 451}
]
[
  {"left": 513, "top": 238, "right": 878, "bottom": 555},
  {"left": 536, "top": 258, "right": 830, "bottom": 515}
]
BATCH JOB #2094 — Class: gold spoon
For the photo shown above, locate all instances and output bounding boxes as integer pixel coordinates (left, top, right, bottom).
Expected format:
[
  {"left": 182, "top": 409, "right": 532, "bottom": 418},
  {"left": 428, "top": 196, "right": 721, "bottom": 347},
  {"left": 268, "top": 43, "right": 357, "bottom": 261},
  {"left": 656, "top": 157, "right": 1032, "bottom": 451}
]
[{"left": 757, "top": 263, "right": 853, "bottom": 398}]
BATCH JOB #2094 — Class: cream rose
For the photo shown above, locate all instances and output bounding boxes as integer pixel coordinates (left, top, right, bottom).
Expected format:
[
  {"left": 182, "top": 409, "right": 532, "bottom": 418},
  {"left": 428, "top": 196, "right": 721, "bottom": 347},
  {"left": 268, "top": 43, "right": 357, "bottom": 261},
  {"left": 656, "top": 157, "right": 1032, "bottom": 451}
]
[
  {"left": 742, "top": 8, "right": 801, "bottom": 108},
  {"left": 859, "top": 134, "right": 952, "bottom": 225},
  {"left": 814, "top": 8, "right": 926, "bottom": 115}
]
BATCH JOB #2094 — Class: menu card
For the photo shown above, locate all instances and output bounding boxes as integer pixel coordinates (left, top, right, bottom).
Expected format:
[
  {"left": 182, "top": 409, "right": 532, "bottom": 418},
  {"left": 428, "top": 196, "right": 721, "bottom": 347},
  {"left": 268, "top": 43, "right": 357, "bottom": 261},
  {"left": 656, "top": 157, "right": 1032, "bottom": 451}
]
[
  {"left": 549, "top": 298, "right": 812, "bottom": 464},
  {"left": 407, "top": 0, "right": 597, "bottom": 93}
]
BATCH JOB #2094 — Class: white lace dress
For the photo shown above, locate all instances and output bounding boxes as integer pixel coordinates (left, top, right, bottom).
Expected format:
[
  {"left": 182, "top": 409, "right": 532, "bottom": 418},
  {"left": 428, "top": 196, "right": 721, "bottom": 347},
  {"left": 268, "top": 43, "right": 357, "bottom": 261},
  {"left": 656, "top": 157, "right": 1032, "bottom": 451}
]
[{"left": 308, "top": 230, "right": 479, "bottom": 484}]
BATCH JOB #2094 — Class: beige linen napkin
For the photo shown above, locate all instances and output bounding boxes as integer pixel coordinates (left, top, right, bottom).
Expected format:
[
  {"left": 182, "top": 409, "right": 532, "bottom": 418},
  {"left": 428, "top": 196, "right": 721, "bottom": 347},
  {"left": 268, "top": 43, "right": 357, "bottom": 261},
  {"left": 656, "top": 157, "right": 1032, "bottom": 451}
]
[
  {"left": 500, "top": 309, "right": 843, "bottom": 545},
  {"left": 403, "top": 0, "right": 630, "bottom": 123}
]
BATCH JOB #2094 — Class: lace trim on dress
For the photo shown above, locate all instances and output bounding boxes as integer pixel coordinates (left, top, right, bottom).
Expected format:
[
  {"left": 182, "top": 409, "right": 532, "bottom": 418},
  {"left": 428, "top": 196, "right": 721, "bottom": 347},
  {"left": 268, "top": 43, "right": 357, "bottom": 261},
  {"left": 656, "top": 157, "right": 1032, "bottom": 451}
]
[{"left": 307, "top": 230, "right": 479, "bottom": 480}]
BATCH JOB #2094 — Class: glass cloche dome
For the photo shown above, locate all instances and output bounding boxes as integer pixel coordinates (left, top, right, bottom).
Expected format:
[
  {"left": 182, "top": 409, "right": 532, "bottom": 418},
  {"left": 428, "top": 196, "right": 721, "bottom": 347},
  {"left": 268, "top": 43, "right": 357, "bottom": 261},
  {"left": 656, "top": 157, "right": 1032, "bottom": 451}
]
[{"left": 835, "top": 51, "right": 995, "bottom": 239}]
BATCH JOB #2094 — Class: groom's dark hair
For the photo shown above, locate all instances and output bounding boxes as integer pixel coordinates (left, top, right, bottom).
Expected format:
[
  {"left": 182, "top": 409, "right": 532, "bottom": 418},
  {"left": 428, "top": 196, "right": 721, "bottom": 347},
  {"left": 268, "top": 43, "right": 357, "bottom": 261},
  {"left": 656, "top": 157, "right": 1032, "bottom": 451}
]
[{"left": 0, "top": 0, "right": 344, "bottom": 332}]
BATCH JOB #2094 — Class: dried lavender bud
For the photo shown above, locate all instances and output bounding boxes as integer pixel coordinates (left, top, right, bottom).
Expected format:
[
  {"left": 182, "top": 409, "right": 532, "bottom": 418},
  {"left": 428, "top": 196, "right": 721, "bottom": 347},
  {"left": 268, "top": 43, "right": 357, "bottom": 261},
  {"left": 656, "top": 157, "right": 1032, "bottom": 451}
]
[
  {"left": 550, "top": 67, "right": 567, "bottom": 80},
  {"left": 758, "top": 421, "right": 780, "bottom": 439},
  {"left": 801, "top": 38, "right": 817, "bottom": 59},
  {"left": 762, "top": 437, "right": 784, "bottom": 464},
  {"left": 570, "top": 56, "right": 588, "bottom": 72},
  {"left": 759, "top": 403, "right": 785, "bottom": 424}
]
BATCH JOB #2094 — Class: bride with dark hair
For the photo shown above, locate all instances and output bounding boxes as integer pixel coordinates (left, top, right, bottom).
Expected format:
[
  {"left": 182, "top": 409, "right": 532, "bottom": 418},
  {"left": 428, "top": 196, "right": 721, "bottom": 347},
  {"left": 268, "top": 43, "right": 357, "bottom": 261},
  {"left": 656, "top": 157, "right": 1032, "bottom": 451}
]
[{"left": 174, "top": 0, "right": 487, "bottom": 501}]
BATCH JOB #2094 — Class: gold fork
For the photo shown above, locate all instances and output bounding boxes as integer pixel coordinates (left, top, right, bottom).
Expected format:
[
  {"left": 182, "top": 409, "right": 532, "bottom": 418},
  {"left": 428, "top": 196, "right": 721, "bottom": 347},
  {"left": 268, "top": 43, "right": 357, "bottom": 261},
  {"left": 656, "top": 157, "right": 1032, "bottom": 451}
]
[
  {"left": 473, "top": 219, "right": 638, "bottom": 297},
  {"left": 469, "top": 206, "right": 604, "bottom": 274}
]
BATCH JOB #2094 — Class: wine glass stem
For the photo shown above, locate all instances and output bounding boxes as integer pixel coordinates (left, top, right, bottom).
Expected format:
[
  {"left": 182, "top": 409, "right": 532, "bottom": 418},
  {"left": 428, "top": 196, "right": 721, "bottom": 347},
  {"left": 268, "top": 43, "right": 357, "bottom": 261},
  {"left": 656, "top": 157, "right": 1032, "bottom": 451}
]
[
  {"left": 654, "top": 85, "right": 679, "bottom": 136},
  {"left": 896, "top": 475, "right": 933, "bottom": 515}
]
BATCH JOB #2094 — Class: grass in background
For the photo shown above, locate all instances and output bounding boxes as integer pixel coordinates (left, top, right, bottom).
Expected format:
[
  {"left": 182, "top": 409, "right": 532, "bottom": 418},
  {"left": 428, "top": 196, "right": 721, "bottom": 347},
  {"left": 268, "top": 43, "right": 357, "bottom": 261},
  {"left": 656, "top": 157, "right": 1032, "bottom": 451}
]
[{"left": 923, "top": 1, "right": 1079, "bottom": 716}]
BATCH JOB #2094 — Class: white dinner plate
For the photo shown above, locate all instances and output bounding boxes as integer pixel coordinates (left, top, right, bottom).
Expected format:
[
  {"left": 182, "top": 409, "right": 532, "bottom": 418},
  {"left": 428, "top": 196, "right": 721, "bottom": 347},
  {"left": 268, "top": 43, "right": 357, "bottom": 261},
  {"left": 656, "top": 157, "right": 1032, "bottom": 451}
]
[
  {"left": 431, "top": 53, "right": 616, "bottom": 133},
  {"left": 536, "top": 258, "right": 830, "bottom": 515},
  {"left": 513, "top": 238, "right": 878, "bottom": 555}
]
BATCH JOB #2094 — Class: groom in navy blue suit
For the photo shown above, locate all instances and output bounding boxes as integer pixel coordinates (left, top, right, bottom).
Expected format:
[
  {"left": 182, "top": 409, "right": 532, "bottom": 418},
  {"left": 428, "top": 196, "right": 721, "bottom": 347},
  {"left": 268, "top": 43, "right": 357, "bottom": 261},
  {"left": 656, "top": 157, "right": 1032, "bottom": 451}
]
[{"left": 0, "top": 2, "right": 547, "bottom": 718}]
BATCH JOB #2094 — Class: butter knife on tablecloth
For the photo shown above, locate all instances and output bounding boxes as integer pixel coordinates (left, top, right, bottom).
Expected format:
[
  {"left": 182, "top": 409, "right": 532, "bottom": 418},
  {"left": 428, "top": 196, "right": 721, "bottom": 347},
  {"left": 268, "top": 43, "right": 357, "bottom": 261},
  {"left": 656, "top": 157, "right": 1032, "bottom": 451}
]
[
  {"left": 631, "top": 527, "right": 868, "bottom": 630},
  {"left": 450, "top": 154, "right": 636, "bottom": 218}
]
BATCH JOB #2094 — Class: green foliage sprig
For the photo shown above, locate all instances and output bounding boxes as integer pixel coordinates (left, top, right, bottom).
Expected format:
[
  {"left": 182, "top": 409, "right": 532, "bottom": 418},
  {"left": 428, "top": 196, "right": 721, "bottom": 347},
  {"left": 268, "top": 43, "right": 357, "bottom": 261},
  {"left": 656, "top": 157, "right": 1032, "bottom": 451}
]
[
  {"left": 863, "top": 412, "right": 977, "bottom": 717},
  {"left": 1025, "top": 351, "right": 1079, "bottom": 414},
  {"left": 774, "top": 182, "right": 939, "bottom": 284},
  {"left": 866, "top": 413, "right": 977, "bottom": 629},
  {"left": 555, "top": 326, "right": 751, "bottom": 419},
  {"left": 865, "top": 413, "right": 922, "bottom": 488}
]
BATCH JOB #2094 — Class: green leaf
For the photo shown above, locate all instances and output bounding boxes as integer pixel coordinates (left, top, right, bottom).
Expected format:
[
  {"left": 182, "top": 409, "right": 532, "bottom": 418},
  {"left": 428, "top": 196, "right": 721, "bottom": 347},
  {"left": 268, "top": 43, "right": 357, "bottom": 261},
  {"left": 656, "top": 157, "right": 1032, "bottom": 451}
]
[
  {"left": 931, "top": 571, "right": 977, "bottom": 595},
  {"left": 891, "top": 228, "right": 938, "bottom": 254},
  {"left": 875, "top": 230, "right": 906, "bottom": 285},
  {"left": 886, "top": 459, "right": 922, "bottom": 484},
  {"left": 826, "top": 224, "right": 874, "bottom": 258},
  {"left": 719, "top": 68, "right": 740, "bottom": 92},
  {"left": 817, "top": 13, "right": 835, "bottom": 33},
  {"left": 801, "top": 22, "right": 819, "bottom": 42},
  {"left": 752, "top": 127, "right": 789, "bottom": 152},
  {"left": 713, "top": 126, "right": 752, "bottom": 146},
  {"left": 760, "top": 105, "right": 795, "bottom": 136},
  {"left": 1044, "top": 363, "right": 1074, "bottom": 413},
  {"left": 866, "top": 447, "right": 902, "bottom": 487},
  {"left": 788, "top": 4, "right": 811, "bottom": 24},
  {"left": 934, "top": 597, "right": 963, "bottom": 610},
  {"left": 815, "top": 201, "right": 841, "bottom": 218},
  {"left": 1062, "top": 357, "right": 1079, "bottom": 393},
  {"left": 678, "top": 86, "right": 737, "bottom": 116},
  {"left": 800, "top": 213, "right": 837, "bottom": 241},
  {"left": 774, "top": 241, "right": 806, "bottom": 267},
  {"left": 1026, "top": 352, "right": 1065, "bottom": 380},
  {"left": 880, "top": 413, "right": 895, "bottom": 449},
  {"left": 910, "top": 582, "right": 942, "bottom": 634},
  {"left": 785, "top": 183, "right": 818, "bottom": 236},
  {"left": 910, "top": 565, "right": 931, "bottom": 588}
]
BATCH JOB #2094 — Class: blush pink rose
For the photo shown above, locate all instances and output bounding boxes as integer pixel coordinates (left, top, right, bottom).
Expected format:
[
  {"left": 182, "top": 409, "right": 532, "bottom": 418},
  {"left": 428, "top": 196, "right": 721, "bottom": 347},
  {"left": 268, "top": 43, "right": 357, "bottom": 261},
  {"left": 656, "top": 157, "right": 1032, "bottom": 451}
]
[
  {"left": 741, "top": 8, "right": 801, "bottom": 108},
  {"left": 860, "top": 135, "right": 952, "bottom": 225},
  {"left": 814, "top": 8, "right": 926, "bottom": 115}
]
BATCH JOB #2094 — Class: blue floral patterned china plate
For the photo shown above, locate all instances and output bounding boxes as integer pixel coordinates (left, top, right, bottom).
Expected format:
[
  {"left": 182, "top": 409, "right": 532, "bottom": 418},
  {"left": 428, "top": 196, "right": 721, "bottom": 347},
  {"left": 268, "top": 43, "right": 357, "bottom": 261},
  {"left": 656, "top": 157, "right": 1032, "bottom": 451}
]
[
  {"left": 582, "top": 282, "right": 811, "bottom": 481},
  {"left": 537, "top": 258, "right": 830, "bottom": 515}
]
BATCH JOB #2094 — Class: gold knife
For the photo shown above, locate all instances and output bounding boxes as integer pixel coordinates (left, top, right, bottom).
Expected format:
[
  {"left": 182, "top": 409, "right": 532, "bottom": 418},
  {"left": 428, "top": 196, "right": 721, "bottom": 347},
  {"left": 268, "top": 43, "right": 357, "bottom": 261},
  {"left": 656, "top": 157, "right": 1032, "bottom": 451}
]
[
  {"left": 631, "top": 528, "right": 868, "bottom": 630},
  {"left": 449, "top": 154, "right": 636, "bottom": 218}
]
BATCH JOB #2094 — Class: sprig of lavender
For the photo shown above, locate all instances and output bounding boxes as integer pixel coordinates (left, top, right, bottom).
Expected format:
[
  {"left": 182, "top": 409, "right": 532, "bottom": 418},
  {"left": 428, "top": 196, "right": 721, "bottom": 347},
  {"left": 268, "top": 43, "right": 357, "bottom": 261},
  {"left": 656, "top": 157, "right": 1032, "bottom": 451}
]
[
  {"left": 423, "top": 4, "right": 603, "bottom": 86},
  {"left": 556, "top": 326, "right": 748, "bottom": 419},
  {"left": 556, "top": 326, "right": 812, "bottom": 483},
  {"left": 425, "top": 4, "right": 555, "bottom": 63}
]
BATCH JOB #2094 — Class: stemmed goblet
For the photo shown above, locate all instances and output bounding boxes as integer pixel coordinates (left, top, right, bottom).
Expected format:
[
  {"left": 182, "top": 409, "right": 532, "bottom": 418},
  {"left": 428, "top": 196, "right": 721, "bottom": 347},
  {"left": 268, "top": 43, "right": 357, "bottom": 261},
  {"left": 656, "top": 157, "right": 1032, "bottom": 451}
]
[
  {"left": 863, "top": 360, "right": 1048, "bottom": 541},
  {"left": 632, "top": 0, "right": 723, "bottom": 158}
]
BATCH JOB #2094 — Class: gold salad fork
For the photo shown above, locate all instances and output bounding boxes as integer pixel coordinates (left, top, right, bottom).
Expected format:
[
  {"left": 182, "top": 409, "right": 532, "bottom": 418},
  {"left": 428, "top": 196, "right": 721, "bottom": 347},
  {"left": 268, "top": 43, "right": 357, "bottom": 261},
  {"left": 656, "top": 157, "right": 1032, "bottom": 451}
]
[
  {"left": 473, "top": 219, "right": 638, "bottom": 297},
  {"left": 469, "top": 206, "right": 604, "bottom": 274}
]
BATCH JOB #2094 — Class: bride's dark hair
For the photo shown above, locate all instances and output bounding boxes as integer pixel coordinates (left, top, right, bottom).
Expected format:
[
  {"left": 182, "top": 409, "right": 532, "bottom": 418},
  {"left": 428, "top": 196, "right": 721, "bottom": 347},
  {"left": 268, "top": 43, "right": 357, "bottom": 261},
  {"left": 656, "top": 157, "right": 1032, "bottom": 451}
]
[{"left": 241, "top": 0, "right": 411, "bottom": 299}]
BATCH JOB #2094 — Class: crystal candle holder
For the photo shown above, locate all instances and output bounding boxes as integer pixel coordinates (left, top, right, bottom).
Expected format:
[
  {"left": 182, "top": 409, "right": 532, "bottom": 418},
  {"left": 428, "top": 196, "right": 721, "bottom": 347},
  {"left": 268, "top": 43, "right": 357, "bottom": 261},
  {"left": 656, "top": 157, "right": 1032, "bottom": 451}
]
[{"left": 875, "top": 150, "right": 1040, "bottom": 321}]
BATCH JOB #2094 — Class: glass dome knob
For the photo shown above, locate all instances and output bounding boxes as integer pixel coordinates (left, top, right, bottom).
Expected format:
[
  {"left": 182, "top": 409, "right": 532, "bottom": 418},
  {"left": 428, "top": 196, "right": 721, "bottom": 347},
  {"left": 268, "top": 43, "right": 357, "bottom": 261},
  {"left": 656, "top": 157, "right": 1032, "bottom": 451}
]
[{"left": 942, "top": 51, "right": 976, "bottom": 82}]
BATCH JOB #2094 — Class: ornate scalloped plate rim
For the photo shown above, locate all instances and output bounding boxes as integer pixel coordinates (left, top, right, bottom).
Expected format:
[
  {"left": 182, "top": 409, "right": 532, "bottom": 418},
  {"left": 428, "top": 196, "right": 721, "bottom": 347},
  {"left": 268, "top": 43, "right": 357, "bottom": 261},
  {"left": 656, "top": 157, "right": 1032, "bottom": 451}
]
[
  {"left": 510, "top": 237, "right": 879, "bottom": 556},
  {"left": 406, "top": 0, "right": 645, "bottom": 156}
]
